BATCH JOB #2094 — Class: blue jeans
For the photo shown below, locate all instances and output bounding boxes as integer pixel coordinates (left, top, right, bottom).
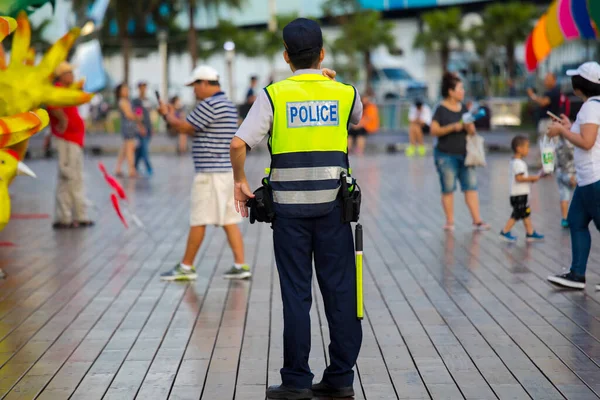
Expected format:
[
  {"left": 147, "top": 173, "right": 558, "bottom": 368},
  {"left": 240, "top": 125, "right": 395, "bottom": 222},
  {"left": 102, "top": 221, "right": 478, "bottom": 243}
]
[
  {"left": 135, "top": 135, "right": 152, "bottom": 173},
  {"left": 568, "top": 180, "right": 600, "bottom": 277},
  {"left": 434, "top": 149, "right": 478, "bottom": 193}
]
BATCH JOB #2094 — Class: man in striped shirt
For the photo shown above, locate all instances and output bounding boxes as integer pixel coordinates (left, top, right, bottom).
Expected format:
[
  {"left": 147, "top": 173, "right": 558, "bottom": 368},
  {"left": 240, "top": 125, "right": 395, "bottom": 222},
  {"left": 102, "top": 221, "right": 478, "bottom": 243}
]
[{"left": 158, "top": 65, "right": 251, "bottom": 281}]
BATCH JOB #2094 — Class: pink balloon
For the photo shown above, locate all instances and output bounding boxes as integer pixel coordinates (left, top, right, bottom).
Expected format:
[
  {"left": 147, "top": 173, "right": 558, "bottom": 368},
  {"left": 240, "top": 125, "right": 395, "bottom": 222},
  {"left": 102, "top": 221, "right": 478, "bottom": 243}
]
[{"left": 559, "top": 0, "right": 579, "bottom": 39}]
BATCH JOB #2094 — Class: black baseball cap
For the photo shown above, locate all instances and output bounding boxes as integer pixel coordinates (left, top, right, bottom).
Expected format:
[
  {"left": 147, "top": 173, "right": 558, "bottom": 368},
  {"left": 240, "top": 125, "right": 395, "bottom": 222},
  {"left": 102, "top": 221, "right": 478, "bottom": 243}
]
[{"left": 283, "top": 18, "right": 323, "bottom": 56}]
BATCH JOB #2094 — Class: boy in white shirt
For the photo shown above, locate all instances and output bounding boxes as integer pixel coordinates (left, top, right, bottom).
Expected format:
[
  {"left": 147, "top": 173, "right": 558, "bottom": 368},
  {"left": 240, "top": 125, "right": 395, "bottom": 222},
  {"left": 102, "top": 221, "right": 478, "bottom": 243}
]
[{"left": 500, "top": 136, "right": 545, "bottom": 243}]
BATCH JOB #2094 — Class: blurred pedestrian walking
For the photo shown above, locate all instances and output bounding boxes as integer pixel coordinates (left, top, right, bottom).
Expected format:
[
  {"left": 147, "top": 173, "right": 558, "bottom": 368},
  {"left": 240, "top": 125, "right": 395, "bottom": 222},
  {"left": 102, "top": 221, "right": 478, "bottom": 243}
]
[
  {"left": 431, "top": 72, "right": 490, "bottom": 232},
  {"left": 547, "top": 62, "right": 600, "bottom": 291},
  {"left": 48, "top": 62, "right": 94, "bottom": 229},
  {"left": 115, "top": 83, "right": 145, "bottom": 178},
  {"left": 132, "top": 81, "right": 154, "bottom": 176}
]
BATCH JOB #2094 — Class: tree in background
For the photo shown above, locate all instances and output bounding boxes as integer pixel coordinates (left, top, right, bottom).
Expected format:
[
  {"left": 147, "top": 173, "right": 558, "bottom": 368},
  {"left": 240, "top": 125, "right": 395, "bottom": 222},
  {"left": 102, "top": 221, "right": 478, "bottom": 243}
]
[
  {"left": 183, "top": 0, "right": 245, "bottom": 68},
  {"left": 72, "top": 0, "right": 173, "bottom": 83},
  {"left": 413, "top": 7, "right": 463, "bottom": 75},
  {"left": 479, "top": 1, "right": 538, "bottom": 79},
  {"left": 466, "top": 22, "right": 496, "bottom": 97},
  {"left": 259, "top": 13, "right": 299, "bottom": 74},
  {"left": 199, "top": 19, "right": 259, "bottom": 59},
  {"left": 323, "top": 0, "right": 395, "bottom": 90}
]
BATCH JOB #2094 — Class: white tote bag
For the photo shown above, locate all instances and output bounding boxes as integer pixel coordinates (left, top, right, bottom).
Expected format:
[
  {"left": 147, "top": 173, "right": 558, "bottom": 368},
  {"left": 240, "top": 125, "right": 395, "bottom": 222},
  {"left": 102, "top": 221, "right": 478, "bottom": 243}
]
[{"left": 465, "top": 134, "right": 487, "bottom": 167}]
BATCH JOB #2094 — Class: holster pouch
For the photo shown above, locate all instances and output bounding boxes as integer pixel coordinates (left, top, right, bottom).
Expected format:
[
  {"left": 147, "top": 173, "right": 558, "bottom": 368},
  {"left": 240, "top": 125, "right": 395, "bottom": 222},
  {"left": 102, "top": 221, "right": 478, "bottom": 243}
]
[
  {"left": 340, "top": 172, "right": 361, "bottom": 223},
  {"left": 247, "top": 179, "right": 275, "bottom": 224}
]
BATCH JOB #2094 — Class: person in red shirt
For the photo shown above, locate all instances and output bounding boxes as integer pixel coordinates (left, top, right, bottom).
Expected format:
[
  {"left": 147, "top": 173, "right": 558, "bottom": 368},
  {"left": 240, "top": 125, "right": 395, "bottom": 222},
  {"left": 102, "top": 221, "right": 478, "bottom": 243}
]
[{"left": 48, "top": 62, "right": 94, "bottom": 229}]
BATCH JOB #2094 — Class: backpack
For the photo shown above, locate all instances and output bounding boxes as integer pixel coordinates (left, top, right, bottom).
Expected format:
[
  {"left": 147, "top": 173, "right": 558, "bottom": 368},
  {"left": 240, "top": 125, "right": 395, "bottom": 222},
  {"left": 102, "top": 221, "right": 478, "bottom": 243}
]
[{"left": 559, "top": 93, "right": 571, "bottom": 117}]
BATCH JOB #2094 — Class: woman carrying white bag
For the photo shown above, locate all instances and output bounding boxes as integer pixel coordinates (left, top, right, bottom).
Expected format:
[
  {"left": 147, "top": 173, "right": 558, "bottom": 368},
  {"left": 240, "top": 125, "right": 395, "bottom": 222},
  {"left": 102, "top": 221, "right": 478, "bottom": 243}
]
[{"left": 546, "top": 61, "right": 600, "bottom": 291}]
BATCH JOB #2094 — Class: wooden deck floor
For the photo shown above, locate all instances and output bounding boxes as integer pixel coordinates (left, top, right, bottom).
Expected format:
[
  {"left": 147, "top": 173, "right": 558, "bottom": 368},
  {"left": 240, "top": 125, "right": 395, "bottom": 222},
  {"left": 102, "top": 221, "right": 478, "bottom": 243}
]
[{"left": 1, "top": 152, "right": 600, "bottom": 400}]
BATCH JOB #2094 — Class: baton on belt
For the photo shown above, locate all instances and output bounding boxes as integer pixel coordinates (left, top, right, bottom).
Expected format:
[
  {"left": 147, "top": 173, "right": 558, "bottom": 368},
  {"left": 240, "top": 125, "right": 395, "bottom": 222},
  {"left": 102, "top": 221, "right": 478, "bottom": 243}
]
[{"left": 355, "top": 223, "right": 364, "bottom": 320}]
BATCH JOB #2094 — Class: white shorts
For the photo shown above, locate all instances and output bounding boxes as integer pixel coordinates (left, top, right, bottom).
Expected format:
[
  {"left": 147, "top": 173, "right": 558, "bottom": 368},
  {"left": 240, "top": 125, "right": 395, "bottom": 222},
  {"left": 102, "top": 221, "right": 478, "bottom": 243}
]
[{"left": 190, "top": 172, "right": 242, "bottom": 227}]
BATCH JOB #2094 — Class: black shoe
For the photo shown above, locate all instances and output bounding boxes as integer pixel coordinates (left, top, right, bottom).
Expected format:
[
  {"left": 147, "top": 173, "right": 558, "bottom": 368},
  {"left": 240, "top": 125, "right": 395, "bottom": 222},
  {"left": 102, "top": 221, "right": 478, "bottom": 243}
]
[
  {"left": 266, "top": 385, "right": 313, "bottom": 399},
  {"left": 312, "top": 381, "right": 355, "bottom": 398},
  {"left": 547, "top": 271, "right": 586, "bottom": 290}
]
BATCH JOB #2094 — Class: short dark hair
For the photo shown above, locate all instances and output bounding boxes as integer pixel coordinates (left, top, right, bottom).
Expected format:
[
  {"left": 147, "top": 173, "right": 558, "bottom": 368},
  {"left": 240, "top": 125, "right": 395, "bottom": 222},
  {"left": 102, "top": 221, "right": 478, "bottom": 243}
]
[
  {"left": 415, "top": 99, "right": 423, "bottom": 108},
  {"left": 194, "top": 79, "right": 220, "bottom": 87},
  {"left": 441, "top": 72, "right": 462, "bottom": 98},
  {"left": 511, "top": 135, "right": 529, "bottom": 153},
  {"left": 115, "top": 83, "right": 126, "bottom": 100},
  {"left": 571, "top": 75, "right": 600, "bottom": 98},
  {"left": 288, "top": 50, "right": 321, "bottom": 70},
  {"left": 250, "top": 76, "right": 258, "bottom": 81}
]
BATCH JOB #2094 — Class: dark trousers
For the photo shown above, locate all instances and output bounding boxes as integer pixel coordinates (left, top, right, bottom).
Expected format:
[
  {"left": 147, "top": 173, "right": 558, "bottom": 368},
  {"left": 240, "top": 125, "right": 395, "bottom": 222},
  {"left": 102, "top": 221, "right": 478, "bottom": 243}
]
[
  {"left": 273, "top": 205, "right": 362, "bottom": 389},
  {"left": 569, "top": 181, "right": 600, "bottom": 277},
  {"left": 135, "top": 135, "right": 152, "bottom": 173}
]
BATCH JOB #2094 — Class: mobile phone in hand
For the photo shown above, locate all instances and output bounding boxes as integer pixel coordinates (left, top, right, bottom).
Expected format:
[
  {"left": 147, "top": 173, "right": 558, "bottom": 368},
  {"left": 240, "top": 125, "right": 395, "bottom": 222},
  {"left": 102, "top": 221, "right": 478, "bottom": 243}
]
[
  {"left": 155, "top": 90, "right": 161, "bottom": 102},
  {"left": 546, "top": 111, "right": 562, "bottom": 122}
]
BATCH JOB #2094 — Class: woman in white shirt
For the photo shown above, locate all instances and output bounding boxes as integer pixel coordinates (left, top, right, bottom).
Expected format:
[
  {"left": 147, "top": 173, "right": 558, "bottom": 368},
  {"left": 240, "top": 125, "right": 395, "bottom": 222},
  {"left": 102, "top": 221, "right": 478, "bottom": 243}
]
[{"left": 547, "top": 62, "right": 600, "bottom": 290}]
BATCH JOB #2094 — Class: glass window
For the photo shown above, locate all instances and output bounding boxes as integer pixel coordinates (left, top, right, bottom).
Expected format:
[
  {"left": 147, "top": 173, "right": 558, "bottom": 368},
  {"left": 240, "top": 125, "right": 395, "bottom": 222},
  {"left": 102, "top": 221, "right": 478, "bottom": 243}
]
[{"left": 381, "top": 68, "right": 413, "bottom": 80}]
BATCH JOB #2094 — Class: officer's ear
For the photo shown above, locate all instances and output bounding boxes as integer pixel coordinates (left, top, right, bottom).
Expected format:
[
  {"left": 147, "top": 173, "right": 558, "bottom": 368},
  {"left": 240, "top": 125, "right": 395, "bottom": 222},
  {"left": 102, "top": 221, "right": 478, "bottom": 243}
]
[
  {"left": 283, "top": 50, "right": 291, "bottom": 66},
  {"left": 319, "top": 48, "right": 325, "bottom": 65}
]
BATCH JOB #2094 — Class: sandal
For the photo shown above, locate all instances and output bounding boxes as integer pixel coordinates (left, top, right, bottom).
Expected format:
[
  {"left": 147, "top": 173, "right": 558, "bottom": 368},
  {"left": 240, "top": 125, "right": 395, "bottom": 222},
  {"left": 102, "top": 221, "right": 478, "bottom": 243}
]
[
  {"left": 77, "top": 221, "right": 95, "bottom": 228},
  {"left": 53, "top": 222, "right": 79, "bottom": 230},
  {"left": 473, "top": 222, "right": 491, "bottom": 231}
]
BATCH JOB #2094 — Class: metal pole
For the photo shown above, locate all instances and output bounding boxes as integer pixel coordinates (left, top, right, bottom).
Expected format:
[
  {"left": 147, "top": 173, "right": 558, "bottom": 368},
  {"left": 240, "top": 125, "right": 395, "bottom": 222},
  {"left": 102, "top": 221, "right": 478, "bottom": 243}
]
[
  {"left": 268, "top": 0, "right": 277, "bottom": 33},
  {"left": 226, "top": 51, "right": 235, "bottom": 102},
  {"left": 158, "top": 30, "right": 168, "bottom": 132}
]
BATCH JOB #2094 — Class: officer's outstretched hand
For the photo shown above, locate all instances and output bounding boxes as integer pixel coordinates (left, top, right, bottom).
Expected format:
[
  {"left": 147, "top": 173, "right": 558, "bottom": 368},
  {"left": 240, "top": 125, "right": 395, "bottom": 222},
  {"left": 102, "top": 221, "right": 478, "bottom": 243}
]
[{"left": 234, "top": 179, "right": 255, "bottom": 218}]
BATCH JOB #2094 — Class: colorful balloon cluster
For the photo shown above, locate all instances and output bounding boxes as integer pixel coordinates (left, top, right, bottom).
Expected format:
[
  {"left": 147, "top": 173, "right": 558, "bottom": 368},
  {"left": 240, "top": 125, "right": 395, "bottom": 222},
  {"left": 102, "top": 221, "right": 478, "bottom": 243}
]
[{"left": 526, "top": 0, "right": 600, "bottom": 72}]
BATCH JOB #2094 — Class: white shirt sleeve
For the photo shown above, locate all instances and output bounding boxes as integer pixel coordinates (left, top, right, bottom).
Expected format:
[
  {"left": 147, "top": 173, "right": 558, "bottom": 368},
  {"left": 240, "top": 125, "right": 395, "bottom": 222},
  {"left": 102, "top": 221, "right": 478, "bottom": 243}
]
[
  {"left": 350, "top": 90, "right": 363, "bottom": 125},
  {"left": 512, "top": 159, "right": 527, "bottom": 176},
  {"left": 408, "top": 106, "right": 417, "bottom": 122},
  {"left": 235, "top": 90, "right": 273, "bottom": 149},
  {"left": 578, "top": 100, "right": 600, "bottom": 126},
  {"left": 422, "top": 106, "right": 433, "bottom": 125}
]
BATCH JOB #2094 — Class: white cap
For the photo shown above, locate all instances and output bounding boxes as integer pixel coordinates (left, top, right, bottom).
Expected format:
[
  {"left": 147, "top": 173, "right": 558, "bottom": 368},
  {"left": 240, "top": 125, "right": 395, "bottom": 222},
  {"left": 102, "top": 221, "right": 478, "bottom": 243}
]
[
  {"left": 566, "top": 61, "right": 600, "bottom": 84},
  {"left": 185, "top": 65, "right": 219, "bottom": 86}
]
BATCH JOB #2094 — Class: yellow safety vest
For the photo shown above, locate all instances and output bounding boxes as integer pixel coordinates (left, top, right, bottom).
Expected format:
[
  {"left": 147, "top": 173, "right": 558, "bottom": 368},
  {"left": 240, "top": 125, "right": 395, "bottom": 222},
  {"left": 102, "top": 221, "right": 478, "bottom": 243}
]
[{"left": 265, "top": 73, "right": 356, "bottom": 218}]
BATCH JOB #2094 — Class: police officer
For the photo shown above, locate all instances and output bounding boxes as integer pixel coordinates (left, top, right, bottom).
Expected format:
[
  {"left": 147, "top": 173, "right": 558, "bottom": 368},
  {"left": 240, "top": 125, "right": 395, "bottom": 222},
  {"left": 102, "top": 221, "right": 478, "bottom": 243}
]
[{"left": 230, "top": 18, "right": 363, "bottom": 400}]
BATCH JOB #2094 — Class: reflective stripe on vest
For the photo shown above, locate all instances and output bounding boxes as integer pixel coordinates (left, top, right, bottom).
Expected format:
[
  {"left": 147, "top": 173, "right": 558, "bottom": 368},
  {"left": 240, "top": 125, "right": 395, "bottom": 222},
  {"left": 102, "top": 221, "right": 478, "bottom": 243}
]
[{"left": 265, "top": 74, "right": 356, "bottom": 218}]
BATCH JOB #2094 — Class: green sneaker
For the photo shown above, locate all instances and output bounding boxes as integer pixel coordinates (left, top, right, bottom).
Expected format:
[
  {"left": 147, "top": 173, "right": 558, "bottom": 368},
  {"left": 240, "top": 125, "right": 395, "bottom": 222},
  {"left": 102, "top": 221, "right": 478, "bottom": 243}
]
[
  {"left": 224, "top": 265, "right": 252, "bottom": 280},
  {"left": 405, "top": 145, "right": 416, "bottom": 157},
  {"left": 417, "top": 145, "right": 427, "bottom": 156},
  {"left": 160, "top": 264, "right": 197, "bottom": 281}
]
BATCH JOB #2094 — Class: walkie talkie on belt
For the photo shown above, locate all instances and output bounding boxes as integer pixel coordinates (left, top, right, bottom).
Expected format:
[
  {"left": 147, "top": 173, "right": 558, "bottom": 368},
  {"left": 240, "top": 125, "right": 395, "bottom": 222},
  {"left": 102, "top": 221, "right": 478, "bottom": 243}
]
[{"left": 340, "top": 171, "right": 361, "bottom": 223}]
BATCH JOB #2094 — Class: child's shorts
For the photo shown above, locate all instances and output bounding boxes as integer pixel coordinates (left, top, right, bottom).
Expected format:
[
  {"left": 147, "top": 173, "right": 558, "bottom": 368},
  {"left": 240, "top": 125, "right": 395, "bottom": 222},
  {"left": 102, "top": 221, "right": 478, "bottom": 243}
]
[
  {"left": 510, "top": 195, "right": 531, "bottom": 220},
  {"left": 556, "top": 172, "right": 575, "bottom": 202}
]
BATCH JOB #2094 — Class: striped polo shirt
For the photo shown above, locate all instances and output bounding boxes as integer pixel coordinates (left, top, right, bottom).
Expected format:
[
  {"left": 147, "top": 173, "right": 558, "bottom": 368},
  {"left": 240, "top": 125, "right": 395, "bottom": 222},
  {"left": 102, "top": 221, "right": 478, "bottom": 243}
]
[{"left": 186, "top": 91, "right": 238, "bottom": 173}]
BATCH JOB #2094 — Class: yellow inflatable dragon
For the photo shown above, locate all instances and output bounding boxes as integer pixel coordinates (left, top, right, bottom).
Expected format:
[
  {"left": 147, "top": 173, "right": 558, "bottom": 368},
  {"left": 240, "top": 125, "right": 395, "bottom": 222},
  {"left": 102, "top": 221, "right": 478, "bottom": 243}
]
[{"left": 0, "top": 11, "right": 93, "bottom": 232}]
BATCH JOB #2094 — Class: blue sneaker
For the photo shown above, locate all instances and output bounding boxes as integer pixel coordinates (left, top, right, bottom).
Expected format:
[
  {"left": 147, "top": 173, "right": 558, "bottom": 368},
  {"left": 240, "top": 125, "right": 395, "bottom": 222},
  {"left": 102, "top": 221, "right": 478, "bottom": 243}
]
[
  {"left": 499, "top": 231, "right": 517, "bottom": 243},
  {"left": 526, "top": 231, "right": 545, "bottom": 242},
  {"left": 561, "top": 219, "right": 569, "bottom": 229}
]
